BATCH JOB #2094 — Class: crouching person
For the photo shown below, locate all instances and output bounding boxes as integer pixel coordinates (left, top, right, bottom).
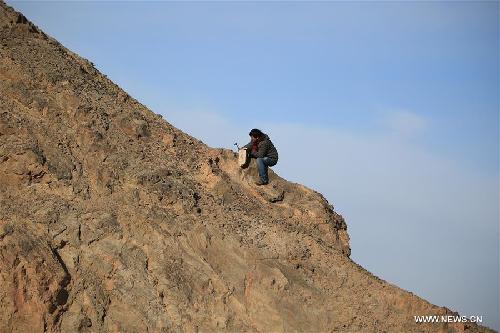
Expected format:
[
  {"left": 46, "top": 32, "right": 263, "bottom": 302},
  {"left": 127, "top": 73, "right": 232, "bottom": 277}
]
[{"left": 243, "top": 128, "right": 279, "bottom": 186}]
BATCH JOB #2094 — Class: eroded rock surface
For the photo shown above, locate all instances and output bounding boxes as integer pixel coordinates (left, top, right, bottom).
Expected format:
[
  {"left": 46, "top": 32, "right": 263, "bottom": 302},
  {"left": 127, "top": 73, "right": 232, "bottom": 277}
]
[{"left": 0, "top": 2, "right": 494, "bottom": 332}]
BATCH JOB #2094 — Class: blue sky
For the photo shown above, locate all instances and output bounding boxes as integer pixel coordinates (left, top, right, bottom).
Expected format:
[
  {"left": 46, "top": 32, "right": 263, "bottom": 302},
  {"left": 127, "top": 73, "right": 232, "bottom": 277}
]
[{"left": 9, "top": 1, "right": 499, "bottom": 330}]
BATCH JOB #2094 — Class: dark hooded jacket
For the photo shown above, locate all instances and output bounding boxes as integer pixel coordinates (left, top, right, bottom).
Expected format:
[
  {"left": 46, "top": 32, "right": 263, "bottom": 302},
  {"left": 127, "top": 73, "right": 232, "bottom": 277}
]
[{"left": 243, "top": 134, "right": 278, "bottom": 164}]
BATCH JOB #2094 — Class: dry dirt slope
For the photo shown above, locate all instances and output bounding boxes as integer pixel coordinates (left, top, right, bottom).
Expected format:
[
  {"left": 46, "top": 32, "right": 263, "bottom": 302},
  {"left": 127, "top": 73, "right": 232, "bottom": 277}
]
[{"left": 0, "top": 3, "right": 494, "bottom": 333}]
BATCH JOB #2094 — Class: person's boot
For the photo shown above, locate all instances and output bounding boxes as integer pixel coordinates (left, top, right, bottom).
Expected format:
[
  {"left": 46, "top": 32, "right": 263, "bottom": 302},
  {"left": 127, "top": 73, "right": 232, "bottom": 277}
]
[{"left": 255, "top": 179, "right": 268, "bottom": 186}]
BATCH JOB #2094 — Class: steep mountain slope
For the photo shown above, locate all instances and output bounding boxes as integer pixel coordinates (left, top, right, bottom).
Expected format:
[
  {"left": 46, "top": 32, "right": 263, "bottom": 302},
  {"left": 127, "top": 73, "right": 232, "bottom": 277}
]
[{"left": 0, "top": 3, "right": 493, "bottom": 332}]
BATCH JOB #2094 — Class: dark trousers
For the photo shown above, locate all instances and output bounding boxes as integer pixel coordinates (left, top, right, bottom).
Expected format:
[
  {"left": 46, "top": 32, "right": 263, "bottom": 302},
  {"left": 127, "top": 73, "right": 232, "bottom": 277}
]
[{"left": 256, "top": 157, "right": 277, "bottom": 183}]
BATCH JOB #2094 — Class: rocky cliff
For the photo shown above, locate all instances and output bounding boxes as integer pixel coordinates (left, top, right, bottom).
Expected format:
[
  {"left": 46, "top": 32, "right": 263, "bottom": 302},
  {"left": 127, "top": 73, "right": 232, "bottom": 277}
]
[{"left": 0, "top": 2, "right": 494, "bottom": 332}]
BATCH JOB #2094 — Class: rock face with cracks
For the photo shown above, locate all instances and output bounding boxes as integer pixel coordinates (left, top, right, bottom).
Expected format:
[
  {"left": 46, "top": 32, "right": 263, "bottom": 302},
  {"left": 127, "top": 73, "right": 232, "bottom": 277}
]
[{"left": 0, "top": 3, "right": 494, "bottom": 333}]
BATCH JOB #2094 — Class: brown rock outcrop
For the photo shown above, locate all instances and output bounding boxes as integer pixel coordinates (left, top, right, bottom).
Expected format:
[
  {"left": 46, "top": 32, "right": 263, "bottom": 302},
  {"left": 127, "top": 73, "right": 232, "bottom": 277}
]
[{"left": 0, "top": 2, "right": 494, "bottom": 332}]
